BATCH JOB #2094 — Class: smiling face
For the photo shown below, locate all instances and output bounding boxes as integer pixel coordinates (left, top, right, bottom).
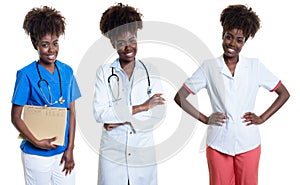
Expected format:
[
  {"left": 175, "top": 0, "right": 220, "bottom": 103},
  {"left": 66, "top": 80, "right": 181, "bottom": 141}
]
[
  {"left": 36, "top": 33, "right": 59, "bottom": 65},
  {"left": 114, "top": 31, "right": 137, "bottom": 64},
  {"left": 222, "top": 28, "right": 246, "bottom": 60}
]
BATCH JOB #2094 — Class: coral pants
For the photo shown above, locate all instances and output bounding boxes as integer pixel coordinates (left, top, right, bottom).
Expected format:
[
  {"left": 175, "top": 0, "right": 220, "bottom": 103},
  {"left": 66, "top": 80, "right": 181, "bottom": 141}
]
[{"left": 206, "top": 145, "right": 261, "bottom": 185}]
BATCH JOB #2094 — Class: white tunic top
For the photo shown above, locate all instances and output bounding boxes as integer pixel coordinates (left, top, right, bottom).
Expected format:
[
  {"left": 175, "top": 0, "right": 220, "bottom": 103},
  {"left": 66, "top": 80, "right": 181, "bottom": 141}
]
[{"left": 184, "top": 56, "right": 280, "bottom": 156}]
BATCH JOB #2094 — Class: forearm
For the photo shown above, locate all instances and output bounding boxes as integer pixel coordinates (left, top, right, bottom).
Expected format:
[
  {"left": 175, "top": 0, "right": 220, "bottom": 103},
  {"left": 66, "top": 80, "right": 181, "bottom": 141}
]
[
  {"left": 11, "top": 105, "right": 39, "bottom": 145},
  {"left": 132, "top": 104, "right": 148, "bottom": 115},
  {"left": 175, "top": 96, "right": 208, "bottom": 124},
  {"left": 13, "top": 118, "right": 39, "bottom": 144},
  {"left": 67, "top": 102, "right": 76, "bottom": 150},
  {"left": 61, "top": 102, "right": 76, "bottom": 175},
  {"left": 132, "top": 93, "right": 165, "bottom": 115},
  {"left": 260, "top": 85, "right": 290, "bottom": 122},
  {"left": 174, "top": 87, "right": 208, "bottom": 124}
]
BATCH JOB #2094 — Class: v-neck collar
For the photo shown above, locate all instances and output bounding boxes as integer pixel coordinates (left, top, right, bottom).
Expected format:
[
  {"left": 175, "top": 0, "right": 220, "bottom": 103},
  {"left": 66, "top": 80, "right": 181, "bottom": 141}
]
[
  {"left": 219, "top": 56, "right": 248, "bottom": 79},
  {"left": 36, "top": 61, "right": 57, "bottom": 76}
]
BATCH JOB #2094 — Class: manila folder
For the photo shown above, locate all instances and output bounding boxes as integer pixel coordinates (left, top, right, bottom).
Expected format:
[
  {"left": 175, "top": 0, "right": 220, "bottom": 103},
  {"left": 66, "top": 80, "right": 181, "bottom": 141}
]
[{"left": 21, "top": 105, "right": 67, "bottom": 146}]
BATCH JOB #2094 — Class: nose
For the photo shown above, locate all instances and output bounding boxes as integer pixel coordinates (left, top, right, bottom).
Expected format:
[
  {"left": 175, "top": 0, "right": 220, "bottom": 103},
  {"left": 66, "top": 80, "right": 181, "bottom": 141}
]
[
  {"left": 228, "top": 39, "right": 236, "bottom": 47},
  {"left": 124, "top": 42, "right": 132, "bottom": 50},
  {"left": 48, "top": 43, "right": 56, "bottom": 53}
]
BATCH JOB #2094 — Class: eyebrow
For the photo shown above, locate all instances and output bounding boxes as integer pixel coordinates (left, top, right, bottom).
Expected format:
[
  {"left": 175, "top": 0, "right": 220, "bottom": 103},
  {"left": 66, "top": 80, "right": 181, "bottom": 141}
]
[
  {"left": 117, "top": 36, "right": 136, "bottom": 41},
  {"left": 40, "top": 39, "right": 59, "bottom": 43},
  {"left": 225, "top": 32, "right": 245, "bottom": 39}
]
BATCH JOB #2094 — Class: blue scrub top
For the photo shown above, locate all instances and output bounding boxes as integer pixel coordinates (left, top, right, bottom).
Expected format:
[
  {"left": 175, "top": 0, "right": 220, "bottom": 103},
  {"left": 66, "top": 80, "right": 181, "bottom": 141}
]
[{"left": 11, "top": 60, "right": 81, "bottom": 156}]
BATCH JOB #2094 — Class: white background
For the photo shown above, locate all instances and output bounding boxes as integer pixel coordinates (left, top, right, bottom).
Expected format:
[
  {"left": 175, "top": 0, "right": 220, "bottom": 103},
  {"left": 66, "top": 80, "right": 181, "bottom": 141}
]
[{"left": 1, "top": 0, "right": 299, "bottom": 184}]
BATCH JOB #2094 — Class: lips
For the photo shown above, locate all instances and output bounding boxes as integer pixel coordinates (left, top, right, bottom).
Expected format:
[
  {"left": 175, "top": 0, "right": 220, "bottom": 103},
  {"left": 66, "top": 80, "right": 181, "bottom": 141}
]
[
  {"left": 227, "top": 48, "right": 235, "bottom": 53},
  {"left": 47, "top": 54, "right": 56, "bottom": 60},
  {"left": 224, "top": 46, "right": 237, "bottom": 56},
  {"left": 125, "top": 52, "right": 134, "bottom": 58}
]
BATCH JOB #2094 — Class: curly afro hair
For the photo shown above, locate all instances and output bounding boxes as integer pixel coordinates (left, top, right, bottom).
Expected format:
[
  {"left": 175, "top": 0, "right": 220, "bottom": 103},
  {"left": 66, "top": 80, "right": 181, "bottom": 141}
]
[
  {"left": 99, "top": 3, "right": 143, "bottom": 41},
  {"left": 23, "top": 6, "right": 66, "bottom": 49},
  {"left": 220, "top": 4, "right": 260, "bottom": 41}
]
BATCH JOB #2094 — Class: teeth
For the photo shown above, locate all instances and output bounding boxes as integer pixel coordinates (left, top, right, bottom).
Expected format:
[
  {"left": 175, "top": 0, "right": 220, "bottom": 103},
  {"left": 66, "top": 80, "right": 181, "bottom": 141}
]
[
  {"left": 126, "top": 52, "right": 133, "bottom": 57},
  {"left": 228, "top": 48, "right": 234, "bottom": 52},
  {"left": 48, "top": 55, "right": 55, "bottom": 59}
]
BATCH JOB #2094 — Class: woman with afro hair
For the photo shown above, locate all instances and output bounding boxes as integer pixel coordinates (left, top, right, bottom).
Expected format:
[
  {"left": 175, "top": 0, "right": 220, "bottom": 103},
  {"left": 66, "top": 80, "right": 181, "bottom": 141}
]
[
  {"left": 174, "top": 4, "right": 289, "bottom": 185},
  {"left": 93, "top": 3, "right": 165, "bottom": 185},
  {"left": 11, "top": 6, "right": 81, "bottom": 185}
]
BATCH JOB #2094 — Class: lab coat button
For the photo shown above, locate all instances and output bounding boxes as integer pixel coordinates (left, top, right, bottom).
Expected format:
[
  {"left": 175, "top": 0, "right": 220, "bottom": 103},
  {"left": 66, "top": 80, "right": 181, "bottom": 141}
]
[
  {"left": 128, "top": 153, "right": 131, "bottom": 156},
  {"left": 130, "top": 132, "right": 133, "bottom": 134}
]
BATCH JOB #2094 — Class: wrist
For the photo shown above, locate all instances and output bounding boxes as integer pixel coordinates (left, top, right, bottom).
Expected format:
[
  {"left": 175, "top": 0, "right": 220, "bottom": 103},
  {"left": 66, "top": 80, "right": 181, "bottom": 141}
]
[
  {"left": 259, "top": 115, "right": 267, "bottom": 123},
  {"left": 28, "top": 136, "right": 40, "bottom": 148},
  {"left": 67, "top": 143, "right": 75, "bottom": 150},
  {"left": 198, "top": 112, "right": 208, "bottom": 124},
  {"left": 204, "top": 116, "right": 209, "bottom": 124},
  {"left": 31, "top": 140, "right": 40, "bottom": 148},
  {"left": 142, "top": 103, "right": 150, "bottom": 111}
]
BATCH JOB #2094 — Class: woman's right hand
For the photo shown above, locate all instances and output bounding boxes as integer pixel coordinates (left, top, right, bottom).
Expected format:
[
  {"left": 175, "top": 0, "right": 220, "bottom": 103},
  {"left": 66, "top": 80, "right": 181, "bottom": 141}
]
[
  {"left": 207, "top": 112, "right": 227, "bottom": 126},
  {"left": 34, "top": 137, "right": 57, "bottom": 150}
]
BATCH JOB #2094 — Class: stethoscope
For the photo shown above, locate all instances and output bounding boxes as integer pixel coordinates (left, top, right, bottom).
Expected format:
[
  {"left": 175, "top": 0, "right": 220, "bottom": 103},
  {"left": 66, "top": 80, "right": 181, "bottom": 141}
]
[
  {"left": 108, "top": 60, "right": 151, "bottom": 102},
  {"left": 36, "top": 61, "right": 65, "bottom": 105}
]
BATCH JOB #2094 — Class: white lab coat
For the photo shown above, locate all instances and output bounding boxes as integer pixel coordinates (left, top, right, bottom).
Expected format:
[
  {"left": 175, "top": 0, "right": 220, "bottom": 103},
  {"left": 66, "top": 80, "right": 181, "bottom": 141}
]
[{"left": 93, "top": 58, "right": 164, "bottom": 185}]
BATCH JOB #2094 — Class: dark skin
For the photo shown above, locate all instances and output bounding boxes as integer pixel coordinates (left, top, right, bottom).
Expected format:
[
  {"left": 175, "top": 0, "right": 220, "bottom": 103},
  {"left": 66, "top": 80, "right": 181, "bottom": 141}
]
[
  {"left": 11, "top": 34, "right": 76, "bottom": 175},
  {"left": 174, "top": 28, "right": 290, "bottom": 126},
  {"left": 104, "top": 31, "right": 165, "bottom": 131}
]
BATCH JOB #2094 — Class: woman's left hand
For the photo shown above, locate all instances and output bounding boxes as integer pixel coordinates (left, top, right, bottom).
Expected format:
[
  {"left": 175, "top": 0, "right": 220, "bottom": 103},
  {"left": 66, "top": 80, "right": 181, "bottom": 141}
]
[
  {"left": 242, "top": 112, "right": 265, "bottom": 126},
  {"left": 143, "top": 93, "right": 165, "bottom": 111},
  {"left": 60, "top": 148, "right": 75, "bottom": 176}
]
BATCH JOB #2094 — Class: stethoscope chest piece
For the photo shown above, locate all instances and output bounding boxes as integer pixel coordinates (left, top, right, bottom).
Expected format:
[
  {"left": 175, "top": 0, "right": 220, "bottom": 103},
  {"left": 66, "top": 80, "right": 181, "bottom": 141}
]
[{"left": 59, "top": 96, "right": 65, "bottom": 104}]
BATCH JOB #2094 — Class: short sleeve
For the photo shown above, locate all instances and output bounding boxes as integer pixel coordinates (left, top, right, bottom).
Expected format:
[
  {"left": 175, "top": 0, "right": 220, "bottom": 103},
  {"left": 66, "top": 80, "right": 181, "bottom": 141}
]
[
  {"left": 11, "top": 70, "right": 30, "bottom": 106},
  {"left": 70, "top": 75, "right": 81, "bottom": 102},
  {"left": 257, "top": 61, "right": 280, "bottom": 92},
  {"left": 183, "top": 67, "right": 207, "bottom": 94}
]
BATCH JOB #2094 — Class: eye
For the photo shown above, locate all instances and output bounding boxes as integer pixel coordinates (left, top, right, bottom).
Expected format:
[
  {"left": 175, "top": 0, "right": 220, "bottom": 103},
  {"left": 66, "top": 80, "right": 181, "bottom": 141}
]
[
  {"left": 53, "top": 41, "right": 59, "bottom": 47},
  {"left": 41, "top": 43, "right": 49, "bottom": 48},
  {"left": 237, "top": 39, "right": 244, "bottom": 44},
  {"left": 129, "top": 37, "right": 137, "bottom": 45},
  {"left": 224, "top": 34, "right": 232, "bottom": 40},
  {"left": 116, "top": 41, "right": 126, "bottom": 48},
  {"left": 237, "top": 37, "right": 246, "bottom": 44}
]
